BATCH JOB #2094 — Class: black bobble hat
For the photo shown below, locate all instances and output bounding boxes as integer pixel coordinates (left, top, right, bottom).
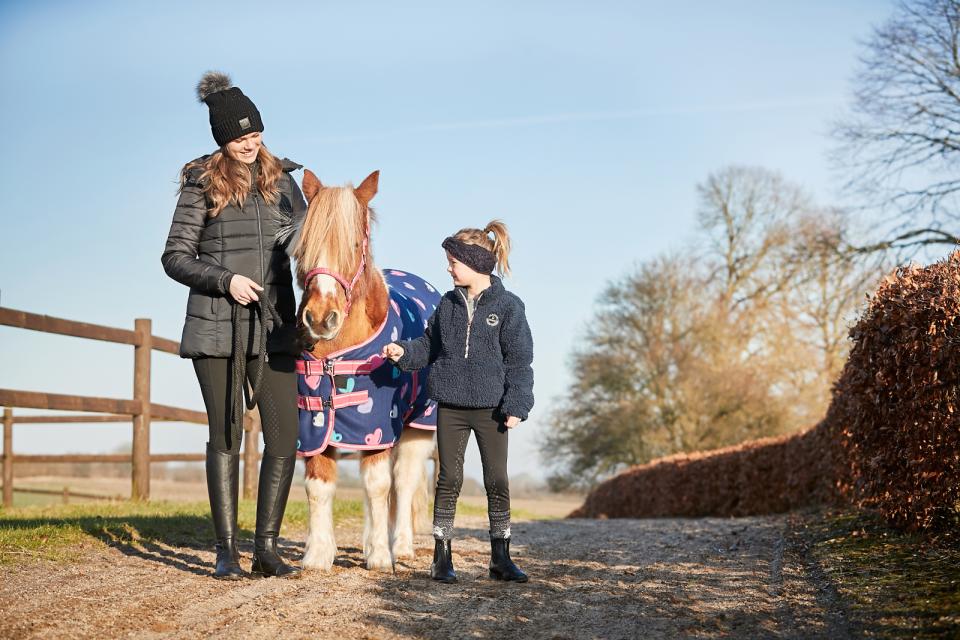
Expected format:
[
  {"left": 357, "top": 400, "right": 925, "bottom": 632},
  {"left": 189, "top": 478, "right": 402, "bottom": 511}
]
[{"left": 196, "top": 71, "right": 264, "bottom": 147}]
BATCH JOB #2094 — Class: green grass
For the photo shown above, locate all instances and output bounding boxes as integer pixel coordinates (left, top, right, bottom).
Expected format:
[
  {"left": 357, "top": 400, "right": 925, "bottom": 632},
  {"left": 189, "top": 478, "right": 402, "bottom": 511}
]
[
  {"left": 0, "top": 498, "right": 364, "bottom": 565},
  {"left": 799, "top": 510, "right": 960, "bottom": 638}
]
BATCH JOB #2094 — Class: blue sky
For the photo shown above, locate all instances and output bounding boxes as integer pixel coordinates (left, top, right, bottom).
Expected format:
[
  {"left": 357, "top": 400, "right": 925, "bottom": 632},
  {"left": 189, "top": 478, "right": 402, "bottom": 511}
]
[{"left": 0, "top": 0, "right": 894, "bottom": 485}]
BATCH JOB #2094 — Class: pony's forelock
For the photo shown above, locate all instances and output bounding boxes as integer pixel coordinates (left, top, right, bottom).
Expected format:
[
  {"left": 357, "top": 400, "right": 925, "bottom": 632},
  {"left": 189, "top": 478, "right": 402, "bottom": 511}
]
[{"left": 294, "top": 184, "right": 376, "bottom": 283}]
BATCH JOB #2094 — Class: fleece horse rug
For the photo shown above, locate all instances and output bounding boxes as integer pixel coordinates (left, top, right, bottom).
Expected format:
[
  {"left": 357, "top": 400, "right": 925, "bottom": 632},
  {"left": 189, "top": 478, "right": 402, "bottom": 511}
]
[{"left": 296, "top": 269, "right": 441, "bottom": 455}]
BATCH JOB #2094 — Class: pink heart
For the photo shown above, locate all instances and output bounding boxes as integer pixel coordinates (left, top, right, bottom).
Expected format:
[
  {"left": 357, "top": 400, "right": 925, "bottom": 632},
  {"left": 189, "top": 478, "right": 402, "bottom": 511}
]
[
  {"left": 413, "top": 297, "right": 426, "bottom": 310},
  {"left": 365, "top": 427, "right": 383, "bottom": 446},
  {"left": 424, "top": 404, "right": 435, "bottom": 416},
  {"left": 390, "top": 300, "right": 400, "bottom": 316},
  {"left": 305, "top": 375, "right": 321, "bottom": 390},
  {"left": 390, "top": 270, "right": 408, "bottom": 276}
]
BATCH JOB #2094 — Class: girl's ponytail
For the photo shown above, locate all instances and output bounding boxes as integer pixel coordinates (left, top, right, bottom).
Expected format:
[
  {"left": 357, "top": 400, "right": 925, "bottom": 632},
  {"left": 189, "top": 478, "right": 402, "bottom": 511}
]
[
  {"left": 483, "top": 219, "right": 512, "bottom": 277},
  {"left": 451, "top": 219, "right": 513, "bottom": 277}
]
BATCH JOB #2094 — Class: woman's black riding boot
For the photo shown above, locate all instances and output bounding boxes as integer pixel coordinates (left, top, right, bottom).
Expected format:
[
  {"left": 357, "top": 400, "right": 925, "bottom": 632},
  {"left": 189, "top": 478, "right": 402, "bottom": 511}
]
[
  {"left": 430, "top": 538, "right": 457, "bottom": 583},
  {"left": 206, "top": 444, "right": 246, "bottom": 580},
  {"left": 251, "top": 453, "right": 302, "bottom": 578},
  {"left": 489, "top": 537, "right": 528, "bottom": 582}
]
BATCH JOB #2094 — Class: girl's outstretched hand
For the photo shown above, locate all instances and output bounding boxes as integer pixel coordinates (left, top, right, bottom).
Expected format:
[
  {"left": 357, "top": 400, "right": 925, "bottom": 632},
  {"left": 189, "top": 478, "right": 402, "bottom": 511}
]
[
  {"left": 505, "top": 416, "right": 520, "bottom": 429},
  {"left": 382, "top": 343, "right": 404, "bottom": 362}
]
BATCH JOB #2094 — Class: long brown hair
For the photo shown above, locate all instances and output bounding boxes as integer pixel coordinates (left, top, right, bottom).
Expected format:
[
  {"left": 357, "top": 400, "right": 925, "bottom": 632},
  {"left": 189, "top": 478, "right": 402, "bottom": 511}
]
[
  {"left": 179, "top": 144, "right": 283, "bottom": 216},
  {"left": 453, "top": 219, "right": 512, "bottom": 277}
]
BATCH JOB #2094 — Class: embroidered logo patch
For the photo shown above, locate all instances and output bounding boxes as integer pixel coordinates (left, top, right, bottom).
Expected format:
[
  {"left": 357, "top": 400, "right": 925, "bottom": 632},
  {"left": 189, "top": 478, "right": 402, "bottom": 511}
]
[
  {"left": 239, "top": 117, "right": 251, "bottom": 130},
  {"left": 486, "top": 313, "right": 500, "bottom": 327}
]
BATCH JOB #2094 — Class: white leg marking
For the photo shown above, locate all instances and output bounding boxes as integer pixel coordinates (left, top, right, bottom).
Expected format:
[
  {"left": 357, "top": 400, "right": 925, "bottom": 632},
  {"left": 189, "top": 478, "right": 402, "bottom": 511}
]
[
  {"left": 362, "top": 455, "right": 394, "bottom": 572},
  {"left": 391, "top": 429, "right": 435, "bottom": 559},
  {"left": 302, "top": 477, "right": 337, "bottom": 571}
]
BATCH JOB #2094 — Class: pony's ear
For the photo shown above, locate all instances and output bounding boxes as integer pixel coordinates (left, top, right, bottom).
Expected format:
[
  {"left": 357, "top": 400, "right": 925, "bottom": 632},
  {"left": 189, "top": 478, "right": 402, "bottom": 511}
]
[
  {"left": 302, "top": 169, "right": 323, "bottom": 202},
  {"left": 354, "top": 170, "right": 379, "bottom": 206}
]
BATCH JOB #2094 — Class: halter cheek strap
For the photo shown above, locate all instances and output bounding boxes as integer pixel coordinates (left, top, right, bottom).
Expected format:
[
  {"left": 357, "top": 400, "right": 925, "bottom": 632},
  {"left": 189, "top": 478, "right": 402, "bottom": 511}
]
[{"left": 302, "top": 228, "right": 370, "bottom": 319}]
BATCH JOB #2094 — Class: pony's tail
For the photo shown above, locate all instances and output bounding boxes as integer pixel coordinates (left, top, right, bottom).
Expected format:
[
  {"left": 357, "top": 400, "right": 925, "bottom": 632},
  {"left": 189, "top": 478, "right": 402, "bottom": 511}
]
[{"left": 484, "top": 219, "right": 512, "bottom": 278}]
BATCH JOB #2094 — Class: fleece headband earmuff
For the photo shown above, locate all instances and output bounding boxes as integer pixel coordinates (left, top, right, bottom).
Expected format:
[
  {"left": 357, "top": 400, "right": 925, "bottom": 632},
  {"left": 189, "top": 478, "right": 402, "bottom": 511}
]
[{"left": 441, "top": 237, "right": 496, "bottom": 275}]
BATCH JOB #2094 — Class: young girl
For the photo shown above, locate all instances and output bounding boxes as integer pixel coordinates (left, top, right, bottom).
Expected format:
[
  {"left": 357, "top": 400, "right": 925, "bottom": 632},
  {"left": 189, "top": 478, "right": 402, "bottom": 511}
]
[
  {"left": 162, "top": 72, "right": 305, "bottom": 579},
  {"left": 382, "top": 221, "right": 534, "bottom": 583}
]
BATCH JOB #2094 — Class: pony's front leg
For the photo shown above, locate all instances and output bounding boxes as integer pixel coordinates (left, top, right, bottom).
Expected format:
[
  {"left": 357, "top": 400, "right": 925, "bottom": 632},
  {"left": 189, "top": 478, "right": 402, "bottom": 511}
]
[
  {"left": 391, "top": 428, "right": 436, "bottom": 560},
  {"left": 302, "top": 453, "right": 338, "bottom": 571},
  {"left": 361, "top": 449, "right": 394, "bottom": 572}
]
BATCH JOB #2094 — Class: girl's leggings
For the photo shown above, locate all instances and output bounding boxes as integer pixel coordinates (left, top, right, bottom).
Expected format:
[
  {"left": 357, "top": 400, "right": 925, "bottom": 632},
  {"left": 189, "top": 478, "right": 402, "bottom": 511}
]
[
  {"left": 433, "top": 404, "right": 511, "bottom": 540},
  {"left": 192, "top": 355, "right": 299, "bottom": 457}
]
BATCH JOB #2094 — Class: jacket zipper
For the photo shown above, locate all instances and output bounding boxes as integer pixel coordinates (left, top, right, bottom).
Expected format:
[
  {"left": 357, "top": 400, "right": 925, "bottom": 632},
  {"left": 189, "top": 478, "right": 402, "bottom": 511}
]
[
  {"left": 459, "top": 289, "right": 485, "bottom": 358},
  {"left": 254, "top": 195, "right": 269, "bottom": 362}
]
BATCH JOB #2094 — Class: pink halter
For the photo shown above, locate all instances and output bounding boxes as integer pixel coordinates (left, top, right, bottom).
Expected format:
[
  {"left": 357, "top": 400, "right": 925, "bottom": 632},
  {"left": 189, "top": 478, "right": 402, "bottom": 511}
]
[{"left": 302, "top": 225, "right": 371, "bottom": 319}]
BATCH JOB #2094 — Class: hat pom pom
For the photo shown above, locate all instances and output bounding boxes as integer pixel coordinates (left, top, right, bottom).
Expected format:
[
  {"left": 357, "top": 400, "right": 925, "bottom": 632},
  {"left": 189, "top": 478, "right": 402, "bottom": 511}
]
[{"left": 196, "top": 71, "right": 232, "bottom": 103}]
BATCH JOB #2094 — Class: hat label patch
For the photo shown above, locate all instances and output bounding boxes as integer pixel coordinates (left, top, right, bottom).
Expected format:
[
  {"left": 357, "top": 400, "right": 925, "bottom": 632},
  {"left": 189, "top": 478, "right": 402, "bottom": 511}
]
[{"left": 239, "top": 117, "right": 251, "bottom": 130}]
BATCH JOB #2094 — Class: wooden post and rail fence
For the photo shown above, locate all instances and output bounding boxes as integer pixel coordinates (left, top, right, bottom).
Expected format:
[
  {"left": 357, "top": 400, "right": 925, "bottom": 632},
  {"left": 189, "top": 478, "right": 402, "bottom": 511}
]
[{"left": 0, "top": 306, "right": 266, "bottom": 507}]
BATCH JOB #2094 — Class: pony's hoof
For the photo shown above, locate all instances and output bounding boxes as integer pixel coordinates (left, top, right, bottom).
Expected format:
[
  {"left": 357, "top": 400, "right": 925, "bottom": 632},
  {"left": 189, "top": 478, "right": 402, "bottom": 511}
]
[
  {"left": 302, "top": 544, "right": 336, "bottom": 572},
  {"left": 365, "top": 549, "right": 395, "bottom": 572},
  {"left": 391, "top": 541, "right": 415, "bottom": 560}
]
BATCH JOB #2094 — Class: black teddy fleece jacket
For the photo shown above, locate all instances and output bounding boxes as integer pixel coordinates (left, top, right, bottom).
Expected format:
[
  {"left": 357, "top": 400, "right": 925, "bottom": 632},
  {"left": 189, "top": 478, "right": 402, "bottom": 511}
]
[{"left": 394, "top": 275, "right": 535, "bottom": 421}]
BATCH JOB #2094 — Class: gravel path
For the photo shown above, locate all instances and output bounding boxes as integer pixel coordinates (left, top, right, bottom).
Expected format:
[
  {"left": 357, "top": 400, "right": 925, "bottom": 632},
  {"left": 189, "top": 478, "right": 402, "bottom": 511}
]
[{"left": 0, "top": 513, "right": 854, "bottom": 639}]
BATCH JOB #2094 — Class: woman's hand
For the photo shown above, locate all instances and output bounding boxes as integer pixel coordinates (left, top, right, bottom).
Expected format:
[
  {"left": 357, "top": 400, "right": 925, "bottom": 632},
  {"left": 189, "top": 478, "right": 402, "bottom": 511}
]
[
  {"left": 382, "top": 343, "right": 405, "bottom": 362},
  {"left": 505, "top": 416, "right": 520, "bottom": 429},
  {"left": 229, "top": 275, "right": 263, "bottom": 306}
]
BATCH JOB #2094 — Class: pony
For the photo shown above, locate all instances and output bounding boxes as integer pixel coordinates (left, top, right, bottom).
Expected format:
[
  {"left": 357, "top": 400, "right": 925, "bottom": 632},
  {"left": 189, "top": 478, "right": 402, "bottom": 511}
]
[{"left": 287, "top": 169, "right": 439, "bottom": 572}]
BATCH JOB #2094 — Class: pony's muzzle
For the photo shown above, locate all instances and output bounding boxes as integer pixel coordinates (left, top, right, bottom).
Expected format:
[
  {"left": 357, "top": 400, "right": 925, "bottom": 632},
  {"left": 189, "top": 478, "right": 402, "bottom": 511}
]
[{"left": 303, "top": 308, "right": 342, "bottom": 341}]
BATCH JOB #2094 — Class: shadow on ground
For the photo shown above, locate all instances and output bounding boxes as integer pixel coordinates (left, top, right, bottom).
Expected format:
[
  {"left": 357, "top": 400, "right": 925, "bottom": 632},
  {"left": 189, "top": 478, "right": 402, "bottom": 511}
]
[{"left": 0, "top": 513, "right": 305, "bottom": 576}]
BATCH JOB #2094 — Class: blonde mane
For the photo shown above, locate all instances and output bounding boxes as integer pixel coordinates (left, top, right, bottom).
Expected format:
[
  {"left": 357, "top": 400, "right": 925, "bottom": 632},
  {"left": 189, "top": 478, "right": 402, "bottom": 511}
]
[{"left": 293, "top": 185, "right": 377, "bottom": 284}]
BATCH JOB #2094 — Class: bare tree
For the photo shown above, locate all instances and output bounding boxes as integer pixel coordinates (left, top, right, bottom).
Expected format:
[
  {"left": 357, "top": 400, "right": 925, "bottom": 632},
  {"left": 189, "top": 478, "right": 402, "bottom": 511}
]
[
  {"left": 697, "top": 166, "right": 810, "bottom": 311},
  {"left": 834, "top": 0, "right": 960, "bottom": 250},
  {"left": 542, "top": 168, "right": 877, "bottom": 489},
  {"left": 542, "top": 255, "right": 704, "bottom": 489}
]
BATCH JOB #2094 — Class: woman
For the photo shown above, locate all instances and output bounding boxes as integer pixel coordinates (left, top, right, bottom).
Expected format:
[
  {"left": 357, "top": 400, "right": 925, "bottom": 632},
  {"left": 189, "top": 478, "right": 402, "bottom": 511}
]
[{"left": 162, "top": 71, "right": 306, "bottom": 579}]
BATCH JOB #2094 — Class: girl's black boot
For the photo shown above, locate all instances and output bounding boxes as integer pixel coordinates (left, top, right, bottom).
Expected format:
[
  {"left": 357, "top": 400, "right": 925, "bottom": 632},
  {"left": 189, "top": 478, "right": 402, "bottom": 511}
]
[
  {"left": 251, "top": 453, "right": 302, "bottom": 578},
  {"left": 489, "top": 537, "right": 528, "bottom": 582},
  {"left": 430, "top": 538, "right": 458, "bottom": 583},
  {"left": 206, "top": 444, "right": 246, "bottom": 580}
]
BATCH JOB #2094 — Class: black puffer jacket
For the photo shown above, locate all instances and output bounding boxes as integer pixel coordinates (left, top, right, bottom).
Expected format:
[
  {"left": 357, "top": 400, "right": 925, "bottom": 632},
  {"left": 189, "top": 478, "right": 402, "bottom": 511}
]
[
  {"left": 162, "top": 156, "right": 307, "bottom": 358},
  {"left": 394, "top": 275, "right": 535, "bottom": 420}
]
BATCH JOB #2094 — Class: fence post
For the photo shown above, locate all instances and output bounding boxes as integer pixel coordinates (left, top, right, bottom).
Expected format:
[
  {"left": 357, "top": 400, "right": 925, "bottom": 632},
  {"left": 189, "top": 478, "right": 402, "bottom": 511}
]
[
  {"left": 3, "top": 408, "right": 12, "bottom": 508},
  {"left": 243, "top": 409, "right": 260, "bottom": 500},
  {"left": 132, "top": 318, "right": 152, "bottom": 501}
]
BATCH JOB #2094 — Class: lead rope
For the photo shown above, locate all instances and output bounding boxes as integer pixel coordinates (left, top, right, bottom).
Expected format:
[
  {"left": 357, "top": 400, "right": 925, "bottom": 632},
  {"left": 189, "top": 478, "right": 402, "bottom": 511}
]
[{"left": 230, "top": 289, "right": 282, "bottom": 431}]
